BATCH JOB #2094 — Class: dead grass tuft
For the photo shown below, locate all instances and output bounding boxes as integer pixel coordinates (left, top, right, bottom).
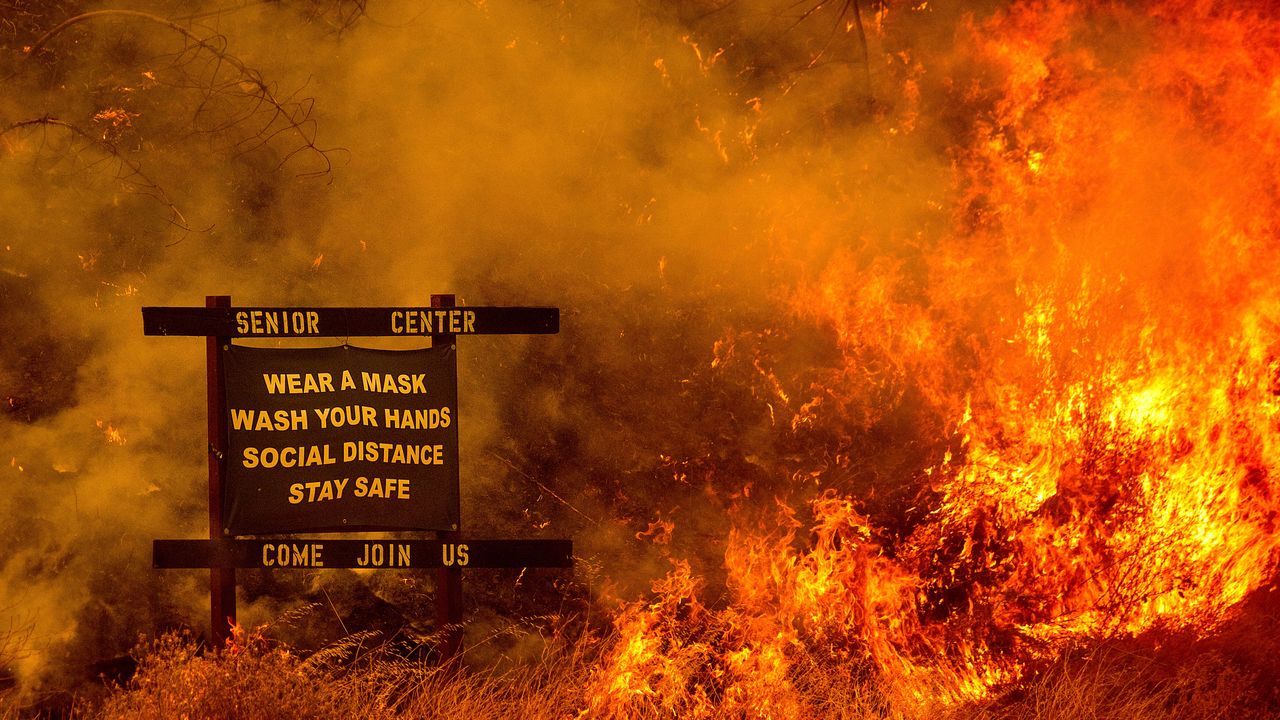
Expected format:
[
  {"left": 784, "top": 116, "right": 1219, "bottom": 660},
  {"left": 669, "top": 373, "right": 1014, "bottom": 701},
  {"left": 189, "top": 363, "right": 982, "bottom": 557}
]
[
  {"left": 87, "top": 623, "right": 1276, "bottom": 720},
  {"left": 96, "top": 623, "right": 604, "bottom": 720}
]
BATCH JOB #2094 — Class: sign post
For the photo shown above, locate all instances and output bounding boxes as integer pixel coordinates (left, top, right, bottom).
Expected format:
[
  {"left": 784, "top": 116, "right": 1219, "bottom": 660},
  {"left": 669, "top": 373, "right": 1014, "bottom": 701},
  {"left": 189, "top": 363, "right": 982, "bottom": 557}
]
[
  {"left": 432, "top": 293, "right": 464, "bottom": 660},
  {"left": 207, "top": 295, "right": 235, "bottom": 649},
  {"left": 148, "top": 297, "right": 568, "bottom": 662}
]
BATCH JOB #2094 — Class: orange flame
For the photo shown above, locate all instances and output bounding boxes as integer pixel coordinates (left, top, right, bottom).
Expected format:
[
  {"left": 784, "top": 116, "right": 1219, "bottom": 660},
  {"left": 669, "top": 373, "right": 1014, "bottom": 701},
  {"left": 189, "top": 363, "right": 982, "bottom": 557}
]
[
  {"left": 96, "top": 419, "right": 127, "bottom": 446},
  {"left": 584, "top": 0, "right": 1280, "bottom": 712}
]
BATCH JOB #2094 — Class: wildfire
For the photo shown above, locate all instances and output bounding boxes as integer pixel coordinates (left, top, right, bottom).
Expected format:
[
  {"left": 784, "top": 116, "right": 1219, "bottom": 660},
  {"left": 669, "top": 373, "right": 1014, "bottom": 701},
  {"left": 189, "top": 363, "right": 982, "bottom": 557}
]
[
  {"left": 583, "top": 0, "right": 1280, "bottom": 714},
  {"left": 91, "top": 107, "right": 139, "bottom": 141},
  {"left": 96, "top": 419, "right": 127, "bottom": 446}
]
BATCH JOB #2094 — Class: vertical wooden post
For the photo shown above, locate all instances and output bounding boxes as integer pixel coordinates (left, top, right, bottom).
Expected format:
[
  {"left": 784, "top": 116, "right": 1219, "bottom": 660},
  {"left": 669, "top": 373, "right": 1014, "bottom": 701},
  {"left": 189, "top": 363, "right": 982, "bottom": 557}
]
[
  {"left": 207, "top": 295, "right": 236, "bottom": 649},
  {"left": 432, "top": 293, "right": 464, "bottom": 662}
]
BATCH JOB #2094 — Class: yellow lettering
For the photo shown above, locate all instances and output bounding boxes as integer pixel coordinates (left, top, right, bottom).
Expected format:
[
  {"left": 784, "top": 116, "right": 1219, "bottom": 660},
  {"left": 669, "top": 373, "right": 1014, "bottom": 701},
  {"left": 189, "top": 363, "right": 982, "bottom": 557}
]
[{"left": 443, "top": 543, "right": 469, "bottom": 567}]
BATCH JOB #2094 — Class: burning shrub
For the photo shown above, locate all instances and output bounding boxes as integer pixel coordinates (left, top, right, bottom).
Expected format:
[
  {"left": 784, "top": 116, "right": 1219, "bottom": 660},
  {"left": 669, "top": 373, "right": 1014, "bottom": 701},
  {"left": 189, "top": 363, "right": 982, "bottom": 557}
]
[{"left": 98, "top": 629, "right": 350, "bottom": 720}]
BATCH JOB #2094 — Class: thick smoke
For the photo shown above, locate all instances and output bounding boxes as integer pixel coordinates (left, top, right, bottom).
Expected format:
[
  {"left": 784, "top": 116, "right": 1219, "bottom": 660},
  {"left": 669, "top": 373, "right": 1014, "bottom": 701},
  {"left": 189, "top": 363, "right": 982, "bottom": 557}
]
[
  {"left": 0, "top": 0, "right": 925, "bottom": 700},
  {"left": 4, "top": 0, "right": 1276, "bottom": 710}
]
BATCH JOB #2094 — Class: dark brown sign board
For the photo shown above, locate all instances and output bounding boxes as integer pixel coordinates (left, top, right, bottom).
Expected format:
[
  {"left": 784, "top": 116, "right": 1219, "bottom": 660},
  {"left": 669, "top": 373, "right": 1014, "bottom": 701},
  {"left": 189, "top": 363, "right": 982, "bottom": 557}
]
[
  {"left": 223, "top": 344, "right": 459, "bottom": 535},
  {"left": 147, "top": 296, "right": 569, "bottom": 659},
  {"left": 143, "top": 306, "right": 558, "bottom": 337},
  {"left": 154, "top": 539, "right": 573, "bottom": 569}
]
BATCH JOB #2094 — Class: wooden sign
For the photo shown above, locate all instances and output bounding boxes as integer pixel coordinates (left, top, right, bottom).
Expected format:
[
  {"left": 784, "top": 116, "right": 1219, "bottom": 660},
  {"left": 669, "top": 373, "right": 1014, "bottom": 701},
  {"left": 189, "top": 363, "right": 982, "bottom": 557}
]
[
  {"left": 222, "top": 344, "right": 460, "bottom": 535},
  {"left": 147, "top": 295, "right": 570, "bottom": 658},
  {"left": 143, "top": 306, "right": 558, "bottom": 337},
  {"left": 153, "top": 539, "right": 573, "bottom": 569}
]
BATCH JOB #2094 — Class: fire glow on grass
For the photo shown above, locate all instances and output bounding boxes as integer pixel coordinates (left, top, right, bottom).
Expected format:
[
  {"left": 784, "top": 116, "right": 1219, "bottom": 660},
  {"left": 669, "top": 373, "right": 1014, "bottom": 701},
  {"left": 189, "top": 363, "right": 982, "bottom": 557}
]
[{"left": 582, "top": 1, "right": 1280, "bottom": 715}]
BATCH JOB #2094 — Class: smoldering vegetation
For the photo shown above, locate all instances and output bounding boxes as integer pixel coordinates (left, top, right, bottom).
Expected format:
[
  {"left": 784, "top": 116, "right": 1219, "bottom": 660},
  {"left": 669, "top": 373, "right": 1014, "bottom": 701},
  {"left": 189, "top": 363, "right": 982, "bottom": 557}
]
[
  {"left": 3, "top": 0, "right": 1280, "bottom": 717},
  {"left": 0, "top": 0, "right": 922, "bottom": 704}
]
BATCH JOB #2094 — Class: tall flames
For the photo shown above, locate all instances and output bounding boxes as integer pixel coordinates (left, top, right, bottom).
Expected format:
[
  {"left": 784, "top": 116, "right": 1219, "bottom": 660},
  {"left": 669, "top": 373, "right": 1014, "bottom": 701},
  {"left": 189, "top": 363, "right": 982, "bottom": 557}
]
[
  {"left": 582, "top": 0, "right": 1280, "bottom": 715},
  {"left": 4, "top": 0, "right": 1278, "bottom": 715}
]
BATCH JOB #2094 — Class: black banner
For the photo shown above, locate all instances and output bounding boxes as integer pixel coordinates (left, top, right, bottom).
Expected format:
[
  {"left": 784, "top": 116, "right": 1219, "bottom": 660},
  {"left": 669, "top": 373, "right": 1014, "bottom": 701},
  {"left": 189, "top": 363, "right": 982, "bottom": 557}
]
[
  {"left": 153, "top": 539, "right": 573, "bottom": 569},
  {"left": 223, "top": 345, "right": 459, "bottom": 535},
  {"left": 143, "top": 306, "right": 558, "bottom": 337}
]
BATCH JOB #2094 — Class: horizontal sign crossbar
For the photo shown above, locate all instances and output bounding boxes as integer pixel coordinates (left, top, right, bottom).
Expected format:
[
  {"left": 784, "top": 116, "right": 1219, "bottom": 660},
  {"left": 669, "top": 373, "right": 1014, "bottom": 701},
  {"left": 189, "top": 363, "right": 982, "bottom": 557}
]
[
  {"left": 143, "top": 306, "right": 559, "bottom": 337},
  {"left": 154, "top": 538, "right": 573, "bottom": 569}
]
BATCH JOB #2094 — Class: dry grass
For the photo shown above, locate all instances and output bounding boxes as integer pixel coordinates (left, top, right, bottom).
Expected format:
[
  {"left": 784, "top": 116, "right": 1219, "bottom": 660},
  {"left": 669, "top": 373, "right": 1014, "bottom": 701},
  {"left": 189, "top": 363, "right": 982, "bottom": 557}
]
[
  {"left": 80, "top": 625, "right": 1274, "bottom": 720},
  {"left": 960, "top": 643, "right": 1267, "bottom": 720},
  {"left": 96, "top": 631, "right": 348, "bottom": 720},
  {"left": 94, "top": 625, "right": 603, "bottom": 720}
]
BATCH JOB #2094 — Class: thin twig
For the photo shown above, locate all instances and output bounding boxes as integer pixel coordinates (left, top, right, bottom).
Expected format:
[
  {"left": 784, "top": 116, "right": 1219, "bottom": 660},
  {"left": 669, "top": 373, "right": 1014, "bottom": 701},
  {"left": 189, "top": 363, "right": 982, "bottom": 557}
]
[
  {"left": 849, "top": 0, "right": 874, "bottom": 106},
  {"left": 490, "top": 451, "right": 600, "bottom": 527},
  {"left": 320, "top": 584, "right": 351, "bottom": 636},
  {"left": 23, "top": 9, "right": 340, "bottom": 176},
  {"left": 1, "top": 115, "right": 201, "bottom": 237}
]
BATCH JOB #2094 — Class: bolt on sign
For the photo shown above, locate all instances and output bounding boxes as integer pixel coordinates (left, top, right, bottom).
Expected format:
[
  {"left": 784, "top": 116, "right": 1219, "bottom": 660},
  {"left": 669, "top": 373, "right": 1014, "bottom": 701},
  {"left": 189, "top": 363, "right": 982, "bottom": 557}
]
[{"left": 223, "top": 344, "right": 460, "bottom": 535}]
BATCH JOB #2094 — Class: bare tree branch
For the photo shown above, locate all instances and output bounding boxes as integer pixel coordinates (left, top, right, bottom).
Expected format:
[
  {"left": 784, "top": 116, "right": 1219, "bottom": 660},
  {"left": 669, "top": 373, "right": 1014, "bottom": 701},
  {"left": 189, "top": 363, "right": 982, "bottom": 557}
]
[
  {"left": 23, "top": 9, "right": 342, "bottom": 176},
  {"left": 1, "top": 115, "right": 204, "bottom": 242}
]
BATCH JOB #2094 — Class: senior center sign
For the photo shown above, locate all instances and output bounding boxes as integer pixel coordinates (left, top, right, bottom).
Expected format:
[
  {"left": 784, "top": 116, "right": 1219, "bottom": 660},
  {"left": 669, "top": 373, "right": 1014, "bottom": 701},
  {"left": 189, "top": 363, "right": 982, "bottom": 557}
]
[
  {"left": 146, "top": 297, "right": 570, "bottom": 656},
  {"left": 222, "top": 344, "right": 459, "bottom": 535}
]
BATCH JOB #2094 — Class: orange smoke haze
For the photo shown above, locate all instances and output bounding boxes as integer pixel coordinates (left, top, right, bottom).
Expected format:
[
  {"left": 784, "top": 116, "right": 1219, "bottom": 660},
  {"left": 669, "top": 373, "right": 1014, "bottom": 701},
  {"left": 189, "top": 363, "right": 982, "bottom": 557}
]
[{"left": 1, "top": 0, "right": 1278, "bottom": 714}]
